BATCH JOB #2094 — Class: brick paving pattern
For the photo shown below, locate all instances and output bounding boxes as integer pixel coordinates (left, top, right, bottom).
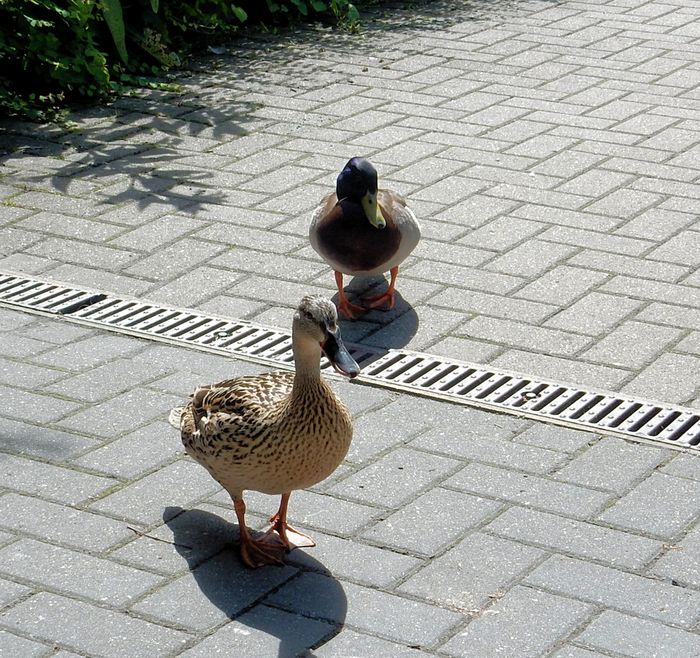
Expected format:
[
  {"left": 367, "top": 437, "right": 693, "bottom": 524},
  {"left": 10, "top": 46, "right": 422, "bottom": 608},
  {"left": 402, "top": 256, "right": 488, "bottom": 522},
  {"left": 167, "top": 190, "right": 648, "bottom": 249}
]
[{"left": 0, "top": 0, "right": 699, "bottom": 656}]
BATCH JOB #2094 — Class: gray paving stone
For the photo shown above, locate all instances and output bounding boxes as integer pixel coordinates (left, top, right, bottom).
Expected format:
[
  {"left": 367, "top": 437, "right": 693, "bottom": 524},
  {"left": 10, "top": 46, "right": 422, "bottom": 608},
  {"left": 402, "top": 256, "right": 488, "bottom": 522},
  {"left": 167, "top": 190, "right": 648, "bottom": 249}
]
[
  {"left": 124, "top": 239, "right": 224, "bottom": 279},
  {"left": 329, "top": 448, "right": 461, "bottom": 508},
  {"left": 44, "top": 263, "right": 155, "bottom": 296},
  {"left": 90, "top": 459, "right": 221, "bottom": 524},
  {"left": 487, "top": 507, "right": 663, "bottom": 569},
  {"left": 346, "top": 399, "right": 431, "bottom": 465},
  {"left": 581, "top": 321, "right": 684, "bottom": 369},
  {"left": 0, "top": 385, "right": 82, "bottom": 425},
  {"left": 637, "top": 302, "right": 700, "bottom": 330},
  {"left": 0, "top": 334, "right": 54, "bottom": 359},
  {"left": 18, "top": 212, "right": 125, "bottom": 242},
  {"left": 598, "top": 472, "right": 700, "bottom": 539},
  {"left": 0, "top": 417, "right": 97, "bottom": 460},
  {"left": 576, "top": 610, "right": 700, "bottom": 658},
  {"left": 513, "top": 424, "right": 595, "bottom": 454},
  {"left": 652, "top": 523, "right": 700, "bottom": 588},
  {"left": 109, "top": 503, "right": 238, "bottom": 575},
  {"left": 0, "top": 356, "right": 64, "bottom": 388},
  {"left": 238, "top": 487, "right": 382, "bottom": 537},
  {"left": 362, "top": 488, "right": 502, "bottom": 557},
  {"left": 542, "top": 226, "right": 655, "bottom": 256},
  {"left": 399, "top": 532, "right": 544, "bottom": 610},
  {"left": 405, "top": 260, "right": 523, "bottom": 294},
  {"left": 13, "top": 319, "right": 92, "bottom": 345},
  {"left": 428, "top": 335, "right": 503, "bottom": 363},
  {"left": 544, "top": 292, "right": 643, "bottom": 335},
  {"left": 146, "top": 265, "right": 246, "bottom": 308},
  {"left": 0, "top": 578, "right": 30, "bottom": 607},
  {"left": 26, "top": 236, "right": 139, "bottom": 271},
  {"left": 457, "top": 215, "right": 543, "bottom": 253},
  {"left": 314, "top": 628, "right": 431, "bottom": 657},
  {"left": 57, "top": 388, "right": 181, "bottom": 438},
  {"left": 602, "top": 276, "right": 700, "bottom": 309},
  {"left": 133, "top": 549, "right": 296, "bottom": 631},
  {"left": 446, "top": 463, "right": 612, "bottom": 519},
  {"left": 525, "top": 554, "right": 700, "bottom": 627},
  {"left": 660, "top": 453, "right": 700, "bottom": 481},
  {"left": 0, "top": 592, "right": 191, "bottom": 657},
  {"left": 440, "top": 586, "right": 593, "bottom": 658},
  {"left": 553, "top": 436, "right": 669, "bottom": 494},
  {"left": 621, "top": 353, "right": 700, "bottom": 405},
  {"left": 73, "top": 421, "right": 181, "bottom": 478},
  {"left": 616, "top": 207, "right": 695, "bottom": 241},
  {"left": 458, "top": 316, "right": 591, "bottom": 356},
  {"left": 287, "top": 531, "right": 422, "bottom": 588},
  {"left": 491, "top": 350, "right": 630, "bottom": 391},
  {"left": 549, "top": 647, "right": 610, "bottom": 658},
  {"left": 486, "top": 239, "right": 576, "bottom": 278},
  {"left": 435, "top": 195, "right": 519, "bottom": 228},
  {"left": 515, "top": 266, "right": 608, "bottom": 306},
  {"left": 0, "top": 493, "right": 132, "bottom": 551},
  {"left": 0, "top": 632, "right": 48, "bottom": 658},
  {"left": 29, "top": 334, "right": 143, "bottom": 371},
  {"left": 179, "top": 605, "right": 334, "bottom": 658},
  {"left": 41, "top": 357, "right": 173, "bottom": 403},
  {"left": 412, "top": 421, "right": 565, "bottom": 475},
  {"left": 0, "top": 309, "right": 34, "bottom": 332},
  {"left": 268, "top": 573, "right": 463, "bottom": 647},
  {"left": 0, "top": 538, "right": 162, "bottom": 605},
  {"left": 0, "top": 454, "right": 117, "bottom": 505}
]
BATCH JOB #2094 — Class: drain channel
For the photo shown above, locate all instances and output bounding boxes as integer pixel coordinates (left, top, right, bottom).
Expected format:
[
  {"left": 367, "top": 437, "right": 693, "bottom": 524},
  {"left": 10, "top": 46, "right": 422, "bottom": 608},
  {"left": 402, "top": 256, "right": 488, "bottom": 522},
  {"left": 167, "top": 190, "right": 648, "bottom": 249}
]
[{"left": 1, "top": 271, "right": 698, "bottom": 452}]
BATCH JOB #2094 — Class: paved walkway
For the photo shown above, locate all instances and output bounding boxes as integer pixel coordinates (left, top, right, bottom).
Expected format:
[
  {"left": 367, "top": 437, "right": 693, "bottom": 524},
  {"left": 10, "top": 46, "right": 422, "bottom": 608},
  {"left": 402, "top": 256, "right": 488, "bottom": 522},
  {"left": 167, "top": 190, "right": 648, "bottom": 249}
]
[{"left": 0, "top": 0, "right": 699, "bottom": 656}]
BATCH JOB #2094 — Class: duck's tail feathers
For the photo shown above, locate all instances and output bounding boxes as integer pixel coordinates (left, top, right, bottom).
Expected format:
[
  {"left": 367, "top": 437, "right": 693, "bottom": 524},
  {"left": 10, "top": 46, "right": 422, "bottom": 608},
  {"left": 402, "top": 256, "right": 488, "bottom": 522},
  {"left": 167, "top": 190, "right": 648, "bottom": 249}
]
[{"left": 168, "top": 407, "right": 185, "bottom": 429}]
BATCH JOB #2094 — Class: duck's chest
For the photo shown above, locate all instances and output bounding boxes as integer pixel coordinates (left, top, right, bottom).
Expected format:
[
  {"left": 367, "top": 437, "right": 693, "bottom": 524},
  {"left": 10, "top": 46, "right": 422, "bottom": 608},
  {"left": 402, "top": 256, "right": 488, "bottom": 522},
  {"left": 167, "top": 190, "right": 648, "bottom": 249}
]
[
  {"left": 267, "top": 403, "right": 353, "bottom": 481},
  {"left": 314, "top": 203, "right": 402, "bottom": 274}
]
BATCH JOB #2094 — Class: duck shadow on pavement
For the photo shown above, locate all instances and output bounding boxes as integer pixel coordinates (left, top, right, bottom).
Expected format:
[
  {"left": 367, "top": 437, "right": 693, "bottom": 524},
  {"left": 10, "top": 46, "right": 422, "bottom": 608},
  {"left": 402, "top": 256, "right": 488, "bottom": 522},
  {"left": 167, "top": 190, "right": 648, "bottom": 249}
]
[
  {"left": 164, "top": 506, "right": 347, "bottom": 657},
  {"left": 335, "top": 275, "right": 419, "bottom": 350}
]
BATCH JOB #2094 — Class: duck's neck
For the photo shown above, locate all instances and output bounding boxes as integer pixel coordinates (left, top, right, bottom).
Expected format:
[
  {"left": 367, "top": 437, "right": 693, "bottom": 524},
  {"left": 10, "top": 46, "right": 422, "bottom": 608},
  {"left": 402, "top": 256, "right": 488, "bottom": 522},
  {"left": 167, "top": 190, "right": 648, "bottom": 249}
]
[{"left": 291, "top": 332, "right": 323, "bottom": 390}]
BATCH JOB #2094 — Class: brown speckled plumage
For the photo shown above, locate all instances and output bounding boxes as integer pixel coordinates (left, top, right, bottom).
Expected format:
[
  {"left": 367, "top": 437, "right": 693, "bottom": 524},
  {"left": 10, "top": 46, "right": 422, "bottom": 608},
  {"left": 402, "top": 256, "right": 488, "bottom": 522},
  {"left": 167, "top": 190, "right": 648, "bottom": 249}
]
[{"left": 169, "top": 296, "right": 358, "bottom": 568}]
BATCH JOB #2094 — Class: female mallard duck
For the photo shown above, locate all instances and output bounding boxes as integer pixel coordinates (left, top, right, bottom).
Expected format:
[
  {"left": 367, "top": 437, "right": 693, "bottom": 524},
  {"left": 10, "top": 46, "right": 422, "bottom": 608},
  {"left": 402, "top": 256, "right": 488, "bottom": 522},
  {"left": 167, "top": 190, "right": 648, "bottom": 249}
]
[
  {"left": 169, "top": 296, "right": 359, "bottom": 568},
  {"left": 309, "top": 157, "right": 421, "bottom": 319}
]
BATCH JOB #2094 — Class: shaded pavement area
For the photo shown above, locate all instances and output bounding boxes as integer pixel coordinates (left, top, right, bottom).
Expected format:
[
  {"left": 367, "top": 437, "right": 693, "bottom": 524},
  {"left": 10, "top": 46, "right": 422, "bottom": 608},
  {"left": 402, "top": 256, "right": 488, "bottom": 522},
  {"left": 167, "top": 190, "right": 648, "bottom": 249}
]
[{"left": 0, "top": 0, "right": 699, "bottom": 656}]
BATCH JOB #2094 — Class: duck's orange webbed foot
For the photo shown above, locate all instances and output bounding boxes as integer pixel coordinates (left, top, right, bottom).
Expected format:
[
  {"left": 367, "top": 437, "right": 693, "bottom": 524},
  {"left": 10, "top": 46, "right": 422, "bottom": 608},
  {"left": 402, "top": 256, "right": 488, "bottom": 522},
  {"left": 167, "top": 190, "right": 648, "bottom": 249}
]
[
  {"left": 263, "top": 511, "right": 316, "bottom": 551},
  {"left": 364, "top": 266, "right": 398, "bottom": 311},
  {"left": 239, "top": 535, "right": 286, "bottom": 569},
  {"left": 365, "top": 290, "right": 396, "bottom": 310},
  {"left": 335, "top": 271, "right": 365, "bottom": 319},
  {"left": 261, "top": 493, "right": 316, "bottom": 552}
]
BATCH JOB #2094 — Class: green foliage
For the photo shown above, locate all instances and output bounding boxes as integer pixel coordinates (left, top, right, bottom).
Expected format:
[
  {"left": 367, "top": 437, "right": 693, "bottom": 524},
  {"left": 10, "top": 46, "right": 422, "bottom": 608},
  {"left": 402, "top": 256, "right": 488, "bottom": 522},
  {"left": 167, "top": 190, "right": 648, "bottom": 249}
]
[{"left": 0, "top": 0, "right": 363, "bottom": 121}]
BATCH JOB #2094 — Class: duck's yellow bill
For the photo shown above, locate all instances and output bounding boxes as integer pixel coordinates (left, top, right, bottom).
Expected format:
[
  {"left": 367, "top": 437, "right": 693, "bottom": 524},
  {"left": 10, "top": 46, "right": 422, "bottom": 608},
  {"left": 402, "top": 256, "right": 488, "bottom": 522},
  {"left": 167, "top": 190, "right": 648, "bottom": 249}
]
[{"left": 361, "top": 192, "right": 386, "bottom": 229}]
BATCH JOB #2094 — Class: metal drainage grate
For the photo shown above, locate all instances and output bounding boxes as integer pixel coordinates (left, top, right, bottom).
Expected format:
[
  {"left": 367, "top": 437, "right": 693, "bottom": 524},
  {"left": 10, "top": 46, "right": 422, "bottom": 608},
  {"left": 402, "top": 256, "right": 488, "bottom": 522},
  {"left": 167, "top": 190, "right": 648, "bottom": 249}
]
[
  {"left": 0, "top": 273, "right": 383, "bottom": 370},
  {"left": 1, "top": 271, "right": 698, "bottom": 452}
]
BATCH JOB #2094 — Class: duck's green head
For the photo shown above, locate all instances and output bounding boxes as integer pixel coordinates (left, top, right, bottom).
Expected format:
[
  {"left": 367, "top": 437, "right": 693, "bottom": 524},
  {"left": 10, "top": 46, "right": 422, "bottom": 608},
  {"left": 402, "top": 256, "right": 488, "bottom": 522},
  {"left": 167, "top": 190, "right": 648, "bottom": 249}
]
[{"left": 336, "top": 157, "right": 386, "bottom": 229}]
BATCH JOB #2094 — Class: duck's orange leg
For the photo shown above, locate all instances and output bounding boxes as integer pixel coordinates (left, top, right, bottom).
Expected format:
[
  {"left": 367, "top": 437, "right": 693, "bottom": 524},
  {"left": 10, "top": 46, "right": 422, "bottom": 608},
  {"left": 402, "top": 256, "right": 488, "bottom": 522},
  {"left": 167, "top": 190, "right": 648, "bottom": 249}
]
[
  {"left": 366, "top": 266, "right": 399, "bottom": 310},
  {"left": 234, "top": 497, "right": 285, "bottom": 568},
  {"left": 334, "top": 271, "right": 365, "bottom": 319},
  {"left": 263, "top": 493, "right": 315, "bottom": 550}
]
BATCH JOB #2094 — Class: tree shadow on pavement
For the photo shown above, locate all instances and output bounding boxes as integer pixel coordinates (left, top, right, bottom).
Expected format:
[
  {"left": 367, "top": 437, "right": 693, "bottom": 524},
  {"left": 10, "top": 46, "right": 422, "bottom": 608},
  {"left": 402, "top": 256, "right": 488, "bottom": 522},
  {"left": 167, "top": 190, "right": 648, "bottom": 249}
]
[{"left": 164, "top": 506, "right": 347, "bottom": 657}]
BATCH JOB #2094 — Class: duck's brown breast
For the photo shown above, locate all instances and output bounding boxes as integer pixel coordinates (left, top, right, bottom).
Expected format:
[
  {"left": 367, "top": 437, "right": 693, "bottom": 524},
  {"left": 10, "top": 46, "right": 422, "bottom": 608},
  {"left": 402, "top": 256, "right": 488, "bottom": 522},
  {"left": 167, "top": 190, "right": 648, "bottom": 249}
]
[{"left": 315, "top": 199, "right": 401, "bottom": 274}]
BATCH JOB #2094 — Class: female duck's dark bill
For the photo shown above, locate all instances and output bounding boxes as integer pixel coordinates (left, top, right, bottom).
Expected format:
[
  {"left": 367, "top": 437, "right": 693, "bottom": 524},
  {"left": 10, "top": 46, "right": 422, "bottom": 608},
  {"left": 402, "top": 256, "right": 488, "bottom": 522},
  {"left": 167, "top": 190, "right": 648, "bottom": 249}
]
[{"left": 322, "top": 327, "right": 360, "bottom": 378}]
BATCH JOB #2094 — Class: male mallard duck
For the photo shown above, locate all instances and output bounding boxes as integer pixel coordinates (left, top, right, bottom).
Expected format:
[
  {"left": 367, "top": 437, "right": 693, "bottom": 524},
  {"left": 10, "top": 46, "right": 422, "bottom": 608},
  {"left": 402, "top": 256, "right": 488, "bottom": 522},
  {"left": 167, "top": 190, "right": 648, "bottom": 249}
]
[
  {"left": 169, "top": 296, "right": 359, "bottom": 568},
  {"left": 309, "top": 157, "right": 421, "bottom": 319}
]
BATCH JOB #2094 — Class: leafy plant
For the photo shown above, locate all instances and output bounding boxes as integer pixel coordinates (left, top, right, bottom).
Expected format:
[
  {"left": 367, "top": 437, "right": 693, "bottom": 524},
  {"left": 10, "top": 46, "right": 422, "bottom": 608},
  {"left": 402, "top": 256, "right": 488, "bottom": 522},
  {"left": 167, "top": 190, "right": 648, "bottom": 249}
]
[{"left": 0, "top": 0, "right": 364, "bottom": 121}]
